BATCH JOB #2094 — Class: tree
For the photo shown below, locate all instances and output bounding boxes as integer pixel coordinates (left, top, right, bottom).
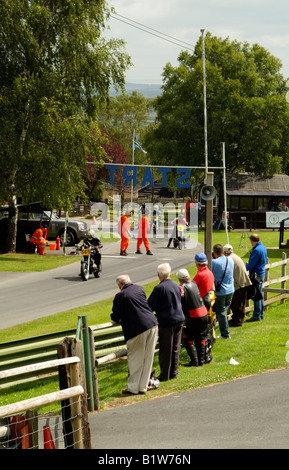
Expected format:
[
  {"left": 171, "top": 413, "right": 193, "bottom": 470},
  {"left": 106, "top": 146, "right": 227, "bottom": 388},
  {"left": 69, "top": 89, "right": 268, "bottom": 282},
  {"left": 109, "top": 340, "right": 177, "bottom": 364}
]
[
  {"left": 144, "top": 33, "right": 289, "bottom": 181},
  {"left": 99, "top": 91, "right": 151, "bottom": 157},
  {"left": 84, "top": 131, "right": 130, "bottom": 201},
  {"left": 0, "top": 0, "right": 131, "bottom": 252}
]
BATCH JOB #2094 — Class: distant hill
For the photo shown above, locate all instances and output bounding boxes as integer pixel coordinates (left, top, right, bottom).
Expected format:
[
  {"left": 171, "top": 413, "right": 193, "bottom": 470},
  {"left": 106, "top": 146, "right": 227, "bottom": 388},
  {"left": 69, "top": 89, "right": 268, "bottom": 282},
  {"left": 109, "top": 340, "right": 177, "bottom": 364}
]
[{"left": 110, "top": 83, "right": 162, "bottom": 98}]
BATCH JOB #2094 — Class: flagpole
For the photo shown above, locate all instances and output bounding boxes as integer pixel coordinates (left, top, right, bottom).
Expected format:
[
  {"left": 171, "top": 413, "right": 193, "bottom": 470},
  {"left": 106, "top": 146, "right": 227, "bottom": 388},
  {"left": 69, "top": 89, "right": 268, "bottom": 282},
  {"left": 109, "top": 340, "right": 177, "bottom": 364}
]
[
  {"left": 131, "top": 129, "right": 135, "bottom": 207},
  {"left": 201, "top": 28, "right": 208, "bottom": 176}
]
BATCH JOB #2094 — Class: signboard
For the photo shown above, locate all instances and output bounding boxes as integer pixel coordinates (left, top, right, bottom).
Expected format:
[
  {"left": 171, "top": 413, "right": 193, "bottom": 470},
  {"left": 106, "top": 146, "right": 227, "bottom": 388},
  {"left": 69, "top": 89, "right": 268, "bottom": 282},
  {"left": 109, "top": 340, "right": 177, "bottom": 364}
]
[
  {"left": 105, "top": 164, "right": 191, "bottom": 188},
  {"left": 266, "top": 212, "right": 289, "bottom": 228}
]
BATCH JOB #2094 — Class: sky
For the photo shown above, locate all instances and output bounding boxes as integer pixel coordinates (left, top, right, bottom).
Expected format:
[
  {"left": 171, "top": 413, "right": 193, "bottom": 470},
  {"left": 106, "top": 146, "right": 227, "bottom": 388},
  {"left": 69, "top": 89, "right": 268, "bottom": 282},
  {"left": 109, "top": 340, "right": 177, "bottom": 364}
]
[{"left": 106, "top": 0, "right": 289, "bottom": 84}]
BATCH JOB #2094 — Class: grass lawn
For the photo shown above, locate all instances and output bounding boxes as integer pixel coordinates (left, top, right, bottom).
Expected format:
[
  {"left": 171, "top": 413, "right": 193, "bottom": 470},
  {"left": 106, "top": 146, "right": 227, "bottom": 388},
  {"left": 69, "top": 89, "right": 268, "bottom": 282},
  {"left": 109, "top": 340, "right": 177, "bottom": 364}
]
[{"left": 0, "top": 229, "right": 289, "bottom": 409}]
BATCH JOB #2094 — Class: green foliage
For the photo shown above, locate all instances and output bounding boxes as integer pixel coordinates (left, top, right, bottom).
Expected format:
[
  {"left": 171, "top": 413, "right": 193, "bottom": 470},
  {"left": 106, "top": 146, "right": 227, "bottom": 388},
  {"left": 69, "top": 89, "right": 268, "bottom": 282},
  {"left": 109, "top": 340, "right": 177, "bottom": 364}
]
[
  {"left": 145, "top": 33, "right": 289, "bottom": 176},
  {"left": 0, "top": 0, "right": 131, "bottom": 250}
]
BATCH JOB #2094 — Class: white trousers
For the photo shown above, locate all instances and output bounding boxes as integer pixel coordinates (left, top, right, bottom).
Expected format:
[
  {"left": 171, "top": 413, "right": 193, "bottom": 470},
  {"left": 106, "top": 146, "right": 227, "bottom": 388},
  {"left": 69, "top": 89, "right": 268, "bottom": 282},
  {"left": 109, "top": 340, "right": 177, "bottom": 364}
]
[{"left": 126, "top": 325, "right": 158, "bottom": 394}]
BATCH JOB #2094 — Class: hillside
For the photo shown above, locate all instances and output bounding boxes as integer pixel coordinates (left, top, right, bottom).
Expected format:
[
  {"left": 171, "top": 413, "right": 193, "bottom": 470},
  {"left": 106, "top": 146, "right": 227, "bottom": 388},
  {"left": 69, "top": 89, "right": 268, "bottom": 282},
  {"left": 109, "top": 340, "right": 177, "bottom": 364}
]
[{"left": 110, "top": 82, "right": 162, "bottom": 98}]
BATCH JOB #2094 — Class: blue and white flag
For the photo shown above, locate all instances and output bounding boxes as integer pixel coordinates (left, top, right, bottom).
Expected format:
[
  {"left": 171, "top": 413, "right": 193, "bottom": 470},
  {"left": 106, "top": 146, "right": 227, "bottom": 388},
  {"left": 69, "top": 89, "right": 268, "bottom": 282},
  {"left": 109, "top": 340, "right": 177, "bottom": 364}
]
[{"left": 133, "top": 134, "right": 147, "bottom": 153}]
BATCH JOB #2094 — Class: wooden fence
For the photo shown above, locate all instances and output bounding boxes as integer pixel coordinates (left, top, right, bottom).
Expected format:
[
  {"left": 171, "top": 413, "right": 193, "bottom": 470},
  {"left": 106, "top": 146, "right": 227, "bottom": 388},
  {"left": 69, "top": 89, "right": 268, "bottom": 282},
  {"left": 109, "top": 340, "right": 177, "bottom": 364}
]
[
  {"left": 0, "top": 356, "right": 89, "bottom": 449},
  {"left": 245, "top": 252, "right": 289, "bottom": 313}
]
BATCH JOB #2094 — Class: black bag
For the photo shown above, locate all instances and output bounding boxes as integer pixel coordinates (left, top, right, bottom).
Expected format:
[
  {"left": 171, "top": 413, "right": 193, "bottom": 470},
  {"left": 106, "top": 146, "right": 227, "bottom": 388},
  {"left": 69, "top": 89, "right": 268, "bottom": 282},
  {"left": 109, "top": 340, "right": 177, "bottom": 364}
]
[
  {"left": 214, "top": 258, "right": 228, "bottom": 292},
  {"left": 247, "top": 272, "right": 263, "bottom": 301},
  {"left": 215, "top": 281, "right": 222, "bottom": 292}
]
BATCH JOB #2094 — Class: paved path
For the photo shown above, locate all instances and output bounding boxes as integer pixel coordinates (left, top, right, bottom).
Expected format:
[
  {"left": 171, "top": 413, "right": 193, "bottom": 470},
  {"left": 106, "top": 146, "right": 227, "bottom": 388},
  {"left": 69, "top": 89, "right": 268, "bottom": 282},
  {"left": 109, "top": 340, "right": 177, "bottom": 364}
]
[{"left": 89, "top": 368, "right": 289, "bottom": 450}]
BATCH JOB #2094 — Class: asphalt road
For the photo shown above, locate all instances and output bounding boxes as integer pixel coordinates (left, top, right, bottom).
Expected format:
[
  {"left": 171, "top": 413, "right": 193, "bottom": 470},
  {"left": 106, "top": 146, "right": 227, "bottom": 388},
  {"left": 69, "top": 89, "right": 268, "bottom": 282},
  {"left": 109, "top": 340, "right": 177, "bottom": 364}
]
[
  {"left": 90, "top": 368, "right": 289, "bottom": 450},
  {"left": 0, "top": 235, "right": 202, "bottom": 330}
]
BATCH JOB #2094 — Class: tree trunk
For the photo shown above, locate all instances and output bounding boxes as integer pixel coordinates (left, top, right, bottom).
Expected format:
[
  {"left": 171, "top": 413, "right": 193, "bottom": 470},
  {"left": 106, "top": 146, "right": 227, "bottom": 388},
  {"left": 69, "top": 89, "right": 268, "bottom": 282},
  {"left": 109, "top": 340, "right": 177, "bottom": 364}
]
[{"left": 6, "top": 190, "right": 18, "bottom": 254}]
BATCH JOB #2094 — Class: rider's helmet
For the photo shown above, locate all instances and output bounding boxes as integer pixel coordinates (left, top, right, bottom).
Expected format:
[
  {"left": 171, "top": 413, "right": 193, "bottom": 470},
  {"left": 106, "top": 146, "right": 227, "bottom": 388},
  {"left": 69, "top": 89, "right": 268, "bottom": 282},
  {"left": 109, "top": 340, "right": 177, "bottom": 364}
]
[{"left": 87, "top": 229, "right": 95, "bottom": 239}]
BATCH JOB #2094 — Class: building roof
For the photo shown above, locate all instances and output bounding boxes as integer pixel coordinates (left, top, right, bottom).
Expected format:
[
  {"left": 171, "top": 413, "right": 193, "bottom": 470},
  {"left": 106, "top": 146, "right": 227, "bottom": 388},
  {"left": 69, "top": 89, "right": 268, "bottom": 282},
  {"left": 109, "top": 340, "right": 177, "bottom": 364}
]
[{"left": 226, "top": 174, "right": 289, "bottom": 197}]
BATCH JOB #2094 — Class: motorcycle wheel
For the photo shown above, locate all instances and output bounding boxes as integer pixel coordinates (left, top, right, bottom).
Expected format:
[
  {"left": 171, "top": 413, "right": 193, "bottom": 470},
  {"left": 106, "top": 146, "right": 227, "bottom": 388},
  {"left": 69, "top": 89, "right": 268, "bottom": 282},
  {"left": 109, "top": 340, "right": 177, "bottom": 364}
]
[
  {"left": 81, "top": 262, "right": 90, "bottom": 281},
  {"left": 178, "top": 237, "right": 182, "bottom": 250}
]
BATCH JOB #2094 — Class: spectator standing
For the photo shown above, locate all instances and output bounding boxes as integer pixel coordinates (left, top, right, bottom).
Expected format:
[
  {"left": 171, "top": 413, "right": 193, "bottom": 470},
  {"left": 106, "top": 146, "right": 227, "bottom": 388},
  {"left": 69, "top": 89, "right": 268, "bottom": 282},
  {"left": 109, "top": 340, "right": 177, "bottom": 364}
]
[
  {"left": 185, "top": 197, "right": 194, "bottom": 224},
  {"left": 223, "top": 244, "right": 251, "bottom": 327},
  {"left": 148, "top": 263, "right": 184, "bottom": 381},
  {"left": 111, "top": 275, "right": 158, "bottom": 395},
  {"left": 212, "top": 244, "right": 234, "bottom": 339},
  {"left": 246, "top": 234, "right": 267, "bottom": 322},
  {"left": 176, "top": 269, "right": 209, "bottom": 367},
  {"left": 193, "top": 252, "right": 216, "bottom": 353},
  {"left": 193, "top": 253, "right": 215, "bottom": 311}
]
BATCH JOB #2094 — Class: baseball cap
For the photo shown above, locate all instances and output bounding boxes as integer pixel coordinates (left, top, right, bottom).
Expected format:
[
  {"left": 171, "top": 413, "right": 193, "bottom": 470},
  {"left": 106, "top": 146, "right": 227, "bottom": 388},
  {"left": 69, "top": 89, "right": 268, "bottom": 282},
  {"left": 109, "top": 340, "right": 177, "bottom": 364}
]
[
  {"left": 223, "top": 244, "right": 233, "bottom": 254},
  {"left": 195, "top": 253, "right": 207, "bottom": 263}
]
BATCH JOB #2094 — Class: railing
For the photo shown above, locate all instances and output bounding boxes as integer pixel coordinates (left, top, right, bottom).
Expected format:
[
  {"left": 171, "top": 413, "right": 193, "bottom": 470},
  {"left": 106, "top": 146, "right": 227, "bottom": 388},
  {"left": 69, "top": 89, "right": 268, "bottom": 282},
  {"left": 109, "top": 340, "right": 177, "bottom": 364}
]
[
  {"left": 245, "top": 252, "right": 289, "bottom": 313},
  {"left": 0, "top": 357, "right": 88, "bottom": 449}
]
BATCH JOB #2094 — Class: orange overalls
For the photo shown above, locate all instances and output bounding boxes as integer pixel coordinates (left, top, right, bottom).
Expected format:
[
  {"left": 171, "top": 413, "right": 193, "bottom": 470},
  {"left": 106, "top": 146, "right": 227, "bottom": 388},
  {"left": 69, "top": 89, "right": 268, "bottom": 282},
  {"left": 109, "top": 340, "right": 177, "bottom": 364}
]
[
  {"left": 118, "top": 214, "right": 131, "bottom": 253},
  {"left": 30, "top": 228, "right": 49, "bottom": 253},
  {"left": 136, "top": 215, "right": 150, "bottom": 252}
]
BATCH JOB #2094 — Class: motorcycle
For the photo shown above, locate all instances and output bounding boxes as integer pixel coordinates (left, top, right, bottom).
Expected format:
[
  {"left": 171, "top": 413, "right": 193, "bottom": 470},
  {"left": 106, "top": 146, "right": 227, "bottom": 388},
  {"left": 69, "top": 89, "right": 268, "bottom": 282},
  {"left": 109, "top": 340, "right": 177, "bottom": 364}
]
[
  {"left": 78, "top": 240, "right": 102, "bottom": 281},
  {"left": 173, "top": 224, "right": 186, "bottom": 250}
]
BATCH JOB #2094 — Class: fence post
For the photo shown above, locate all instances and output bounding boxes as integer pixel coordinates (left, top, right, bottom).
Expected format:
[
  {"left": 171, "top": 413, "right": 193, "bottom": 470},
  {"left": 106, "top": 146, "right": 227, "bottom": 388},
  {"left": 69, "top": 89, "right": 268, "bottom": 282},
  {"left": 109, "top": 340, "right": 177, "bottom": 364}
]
[
  {"left": 264, "top": 258, "right": 269, "bottom": 311},
  {"left": 281, "top": 252, "right": 287, "bottom": 305},
  {"left": 77, "top": 316, "right": 95, "bottom": 412},
  {"left": 89, "top": 328, "right": 99, "bottom": 411}
]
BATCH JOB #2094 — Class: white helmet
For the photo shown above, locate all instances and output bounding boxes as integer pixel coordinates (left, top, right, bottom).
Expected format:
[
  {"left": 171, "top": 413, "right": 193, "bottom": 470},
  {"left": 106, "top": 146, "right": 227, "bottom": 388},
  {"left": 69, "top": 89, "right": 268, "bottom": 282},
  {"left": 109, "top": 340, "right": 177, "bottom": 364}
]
[{"left": 88, "top": 229, "right": 95, "bottom": 238}]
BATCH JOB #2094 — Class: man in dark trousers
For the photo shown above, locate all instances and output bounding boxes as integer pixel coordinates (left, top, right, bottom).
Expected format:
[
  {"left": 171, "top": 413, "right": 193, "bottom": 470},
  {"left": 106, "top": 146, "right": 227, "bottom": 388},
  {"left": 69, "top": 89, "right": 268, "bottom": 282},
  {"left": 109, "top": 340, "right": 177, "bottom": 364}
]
[
  {"left": 148, "top": 263, "right": 184, "bottom": 381},
  {"left": 111, "top": 274, "right": 158, "bottom": 395},
  {"left": 177, "top": 268, "right": 209, "bottom": 367},
  {"left": 246, "top": 233, "right": 267, "bottom": 322}
]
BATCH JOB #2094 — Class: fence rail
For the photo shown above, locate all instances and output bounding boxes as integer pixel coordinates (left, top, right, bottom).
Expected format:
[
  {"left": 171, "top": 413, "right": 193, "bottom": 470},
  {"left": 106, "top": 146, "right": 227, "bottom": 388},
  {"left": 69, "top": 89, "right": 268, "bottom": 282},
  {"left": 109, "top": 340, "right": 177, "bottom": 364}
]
[{"left": 0, "top": 356, "right": 88, "bottom": 449}]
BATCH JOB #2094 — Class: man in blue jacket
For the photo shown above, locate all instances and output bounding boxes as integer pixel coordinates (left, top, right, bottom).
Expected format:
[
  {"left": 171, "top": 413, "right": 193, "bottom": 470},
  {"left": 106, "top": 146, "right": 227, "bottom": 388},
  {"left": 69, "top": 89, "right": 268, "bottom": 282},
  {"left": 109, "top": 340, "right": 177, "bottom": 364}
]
[
  {"left": 111, "top": 274, "right": 158, "bottom": 395},
  {"left": 246, "top": 234, "right": 267, "bottom": 322},
  {"left": 212, "top": 244, "right": 234, "bottom": 339}
]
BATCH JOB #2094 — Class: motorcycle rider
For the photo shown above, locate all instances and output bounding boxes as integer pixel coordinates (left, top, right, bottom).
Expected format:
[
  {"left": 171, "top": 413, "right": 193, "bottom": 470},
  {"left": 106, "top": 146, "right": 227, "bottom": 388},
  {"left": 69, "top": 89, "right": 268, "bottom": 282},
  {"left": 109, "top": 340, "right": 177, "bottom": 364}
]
[
  {"left": 83, "top": 229, "right": 103, "bottom": 270},
  {"left": 167, "top": 212, "right": 188, "bottom": 248}
]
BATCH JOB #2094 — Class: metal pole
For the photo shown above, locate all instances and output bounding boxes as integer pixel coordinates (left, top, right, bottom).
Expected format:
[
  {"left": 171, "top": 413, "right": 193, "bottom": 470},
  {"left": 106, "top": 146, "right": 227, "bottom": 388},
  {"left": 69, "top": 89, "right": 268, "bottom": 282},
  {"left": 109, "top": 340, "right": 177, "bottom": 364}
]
[
  {"left": 222, "top": 142, "right": 229, "bottom": 243},
  {"left": 201, "top": 29, "right": 208, "bottom": 176},
  {"left": 130, "top": 129, "right": 135, "bottom": 208}
]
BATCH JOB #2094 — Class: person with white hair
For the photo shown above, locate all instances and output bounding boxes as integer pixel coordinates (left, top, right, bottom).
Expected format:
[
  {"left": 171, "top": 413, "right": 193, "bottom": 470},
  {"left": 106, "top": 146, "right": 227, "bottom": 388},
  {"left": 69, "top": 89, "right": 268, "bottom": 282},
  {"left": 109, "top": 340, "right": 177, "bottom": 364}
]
[
  {"left": 111, "top": 274, "right": 158, "bottom": 395},
  {"left": 176, "top": 268, "right": 209, "bottom": 367},
  {"left": 148, "top": 263, "right": 184, "bottom": 381},
  {"left": 223, "top": 244, "right": 251, "bottom": 327}
]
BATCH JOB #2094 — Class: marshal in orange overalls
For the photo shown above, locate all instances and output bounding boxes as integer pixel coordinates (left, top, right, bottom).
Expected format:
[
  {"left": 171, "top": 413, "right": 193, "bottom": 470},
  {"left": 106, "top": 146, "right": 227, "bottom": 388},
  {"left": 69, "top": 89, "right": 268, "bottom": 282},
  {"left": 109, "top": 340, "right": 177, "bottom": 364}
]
[
  {"left": 30, "top": 227, "right": 49, "bottom": 254},
  {"left": 118, "top": 213, "right": 131, "bottom": 255},
  {"left": 136, "top": 214, "right": 151, "bottom": 253}
]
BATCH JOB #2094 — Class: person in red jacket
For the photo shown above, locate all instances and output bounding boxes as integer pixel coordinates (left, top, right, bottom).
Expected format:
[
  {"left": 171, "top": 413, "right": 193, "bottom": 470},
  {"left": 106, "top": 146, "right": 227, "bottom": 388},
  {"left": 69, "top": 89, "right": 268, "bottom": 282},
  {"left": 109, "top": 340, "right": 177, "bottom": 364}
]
[
  {"left": 136, "top": 210, "right": 153, "bottom": 255},
  {"left": 193, "top": 253, "right": 215, "bottom": 311},
  {"left": 118, "top": 211, "right": 132, "bottom": 256}
]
